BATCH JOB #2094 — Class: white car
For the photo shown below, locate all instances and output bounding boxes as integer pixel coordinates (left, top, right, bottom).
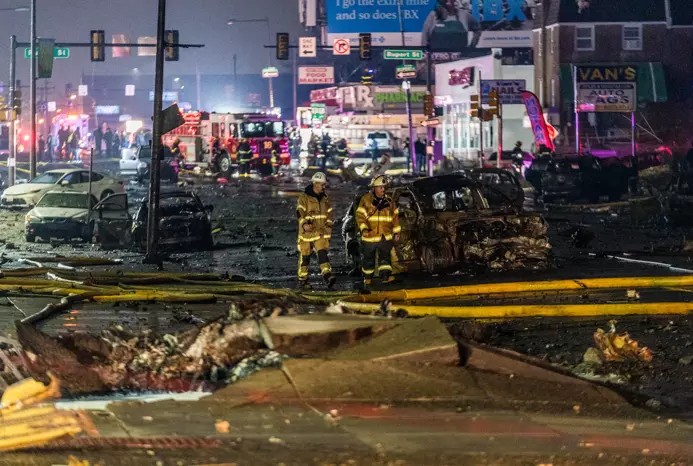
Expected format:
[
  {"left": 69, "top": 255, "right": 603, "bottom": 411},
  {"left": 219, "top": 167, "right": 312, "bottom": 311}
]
[
  {"left": 1, "top": 169, "right": 124, "bottom": 207},
  {"left": 24, "top": 190, "right": 131, "bottom": 244},
  {"left": 119, "top": 146, "right": 149, "bottom": 178},
  {"left": 364, "top": 131, "right": 394, "bottom": 152}
]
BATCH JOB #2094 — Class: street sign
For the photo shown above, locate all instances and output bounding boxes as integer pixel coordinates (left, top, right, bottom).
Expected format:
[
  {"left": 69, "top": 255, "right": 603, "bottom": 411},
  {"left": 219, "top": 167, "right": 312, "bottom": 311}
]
[
  {"left": 480, "top": 79, "right": 526, "bottom": 105},
  {"left": 299, "top": 37, "right": 317, "bottom": 58},
  {"left": 47, "top": 101, "right": 56, "bottom": 112},
  {"left": 78, "top": 85, "right": 88, "bottom": 97},
  {"left": 24, "top": 47, "right": 70, "bottom": 59},
  {"left": 125, "top": 84, "right": 136, "bottom": 96},
  {"left": 333, "top": 38, "right": 350, "bottom": 56},
  {"left": 262, "top": 66, "right": 279, "bottom": 78},
  {"left": 298, "top": 66, "right": 335, "bottom": 85},
  {"left": 396, "top": 64, "right": 417, "bottom": 80},
  {"left": 384, "top": 49, "right": 423, "bottom": 61},
  {"left": 310, "top": 103, "right": 326, "bottom": 120}
]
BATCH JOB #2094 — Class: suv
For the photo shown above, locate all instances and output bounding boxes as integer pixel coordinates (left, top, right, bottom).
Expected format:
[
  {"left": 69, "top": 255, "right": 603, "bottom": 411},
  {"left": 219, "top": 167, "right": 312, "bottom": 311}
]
[{"left": 364, "top": 131, "right": 394, "bottom": 152}]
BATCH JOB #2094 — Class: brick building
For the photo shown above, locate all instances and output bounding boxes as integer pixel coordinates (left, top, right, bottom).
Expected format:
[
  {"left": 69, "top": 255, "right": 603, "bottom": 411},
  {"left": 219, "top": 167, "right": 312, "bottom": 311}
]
[{"left": 533, "top": 0, "right": 693, "bottom": 151}]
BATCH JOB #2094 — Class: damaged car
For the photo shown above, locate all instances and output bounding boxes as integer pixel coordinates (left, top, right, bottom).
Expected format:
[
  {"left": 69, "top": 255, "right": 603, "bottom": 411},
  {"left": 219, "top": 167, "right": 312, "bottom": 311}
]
[
  {"left": 24, "top": 190, "right": 131, "bottom": 245},
  {"left": 131, "top": 190, "right": 214, "bottom": 251},
  {"left": 342, "top": 174, "right": 550, "bottom": 274}
]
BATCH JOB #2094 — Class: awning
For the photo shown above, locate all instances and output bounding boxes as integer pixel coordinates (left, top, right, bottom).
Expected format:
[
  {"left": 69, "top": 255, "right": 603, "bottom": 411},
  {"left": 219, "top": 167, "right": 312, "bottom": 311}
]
[{"left": 560, "top": 63, "right": 668, "bottom": 109}]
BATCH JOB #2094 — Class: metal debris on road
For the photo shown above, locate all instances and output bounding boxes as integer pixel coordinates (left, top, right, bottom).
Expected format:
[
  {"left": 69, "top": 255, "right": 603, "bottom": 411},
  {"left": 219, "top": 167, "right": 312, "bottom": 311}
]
[{"left": 592, "top": 320, "right": 653, "bottom": 363}]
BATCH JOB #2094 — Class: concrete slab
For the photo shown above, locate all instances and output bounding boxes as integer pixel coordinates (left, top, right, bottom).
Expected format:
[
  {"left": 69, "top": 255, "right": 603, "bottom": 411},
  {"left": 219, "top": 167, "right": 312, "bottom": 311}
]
[
  {"left": 264, "top": 314, "right": 398, "bottom": 357},
  {"left": 330, "top": 316, "right": 459, "bottom": 365}
]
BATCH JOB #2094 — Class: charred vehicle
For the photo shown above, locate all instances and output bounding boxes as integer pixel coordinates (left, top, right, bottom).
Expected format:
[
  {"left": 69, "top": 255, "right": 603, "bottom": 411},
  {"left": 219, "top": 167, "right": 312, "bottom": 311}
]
[
  {"left": 528, "top": 155, "right": 634, "bottom": 203},
  {"left": 342, "top": 174, "right": 550, "bottom": 275},
  {"left": 131, "top": 191, "right": 214, "bottom": 251}
]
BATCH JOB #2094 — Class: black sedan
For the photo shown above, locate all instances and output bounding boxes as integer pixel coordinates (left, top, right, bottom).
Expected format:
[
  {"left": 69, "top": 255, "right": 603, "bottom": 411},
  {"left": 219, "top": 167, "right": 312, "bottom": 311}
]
[{"left": 131, "top": 191, "right": 214, "bottom": 251}]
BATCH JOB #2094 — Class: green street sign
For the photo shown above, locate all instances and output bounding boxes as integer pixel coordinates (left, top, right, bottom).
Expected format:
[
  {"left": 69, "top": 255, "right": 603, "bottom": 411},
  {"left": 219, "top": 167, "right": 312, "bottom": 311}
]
[
  {"left": 384, "top": 49, "right": 423, "bottom": 60},
  {"left": 24, "top": 47, "right": 70, "bottom": 59},
  {"left": 310, "top": 103, "right": 326, "bottom": 121}
]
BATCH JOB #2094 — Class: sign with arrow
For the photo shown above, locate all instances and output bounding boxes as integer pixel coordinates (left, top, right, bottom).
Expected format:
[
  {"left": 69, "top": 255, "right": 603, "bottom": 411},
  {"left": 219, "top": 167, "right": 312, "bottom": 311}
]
[
  {"left": 299, "top": 37, "right": 317, "bottom": 58},
  {"left": 262, "top": 66, "right": 279, "bottom": 78},
  {"left": 396, "top": 64, "right": 417, "bottom": 80}
]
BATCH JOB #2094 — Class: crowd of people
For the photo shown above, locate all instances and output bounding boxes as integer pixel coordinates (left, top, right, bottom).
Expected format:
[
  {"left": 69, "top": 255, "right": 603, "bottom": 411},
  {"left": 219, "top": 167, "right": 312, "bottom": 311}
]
[{"left": 37, "top": 123, "right": 152, "bottom": 163}]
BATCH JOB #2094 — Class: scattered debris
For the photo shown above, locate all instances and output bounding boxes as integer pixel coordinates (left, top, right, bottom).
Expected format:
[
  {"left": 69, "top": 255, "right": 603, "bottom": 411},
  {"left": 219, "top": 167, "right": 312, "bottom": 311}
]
[
  {"left": 592, "top": 320, "right": 653, "bottom": 363},
  {"left": 678, "top": 355, "right": 693, "bottom": 365},
  {"left": 215, "top": 420, "right": 231, "bottom": 433}
]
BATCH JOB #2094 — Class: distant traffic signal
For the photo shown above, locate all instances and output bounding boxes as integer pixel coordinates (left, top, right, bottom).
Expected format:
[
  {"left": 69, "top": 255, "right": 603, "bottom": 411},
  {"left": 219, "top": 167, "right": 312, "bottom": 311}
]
[
  {"left": 276, "top": 33, "right": 290, "bottom": 60},
  {"left": 165, "top": 30, "right": 179, "bottom": 61},
  {"left": 423, "top": 94, "right": 434, "bottom": 118},
  {"left": 359, "top": 33, "right": 372, "bottom": 60},
  {"left": 487, "top": 89, "right": 500, "bottom": 116},
  {"left": 470, "top": 94, "right": 480, "bottom": 118},
  {"left": 90, "top": 30, "right": 105, "bottom": 62},
  {"left": 12, "top": 88, "right": 21, "bottom": 116}
]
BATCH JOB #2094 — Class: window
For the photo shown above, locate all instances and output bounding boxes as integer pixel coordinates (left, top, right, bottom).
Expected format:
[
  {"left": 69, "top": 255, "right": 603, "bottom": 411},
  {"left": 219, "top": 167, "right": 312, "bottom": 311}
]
[
  {"left": 622, "top": 25, "right": 642, "bottom": 51},
  {"left": 575, "top": 26, "right": 594, "bottom": 51}
]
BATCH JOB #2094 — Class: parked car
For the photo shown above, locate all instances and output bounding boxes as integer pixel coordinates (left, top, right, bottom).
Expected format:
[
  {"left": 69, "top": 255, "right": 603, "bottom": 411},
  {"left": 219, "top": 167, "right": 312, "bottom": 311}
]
[
  {"left": 24, "top": 190, "right": 130, "bottom": 244},
  {"left": 539, "top": 156, "right": 632, "bottom": 203},
  {"left": 341, "top": 174, "right": 549, "bottom": 275},
  {"left": 484, "top": 150, "right": 534, "bottom": 171},
  {"left": 131, "top": 191, "right": 214, "bottom": 251},
  {"left": 2, "top": 169, "right": 124, "bottom": 207},
  {"left": 466, "top": 167, "right": 525, "bottom": 210},
  {"left": 131, "top": 145, "right": 180, "bottom": 183},
  {"left": 364, "top": 131, "right": 394, "bottom": 152},
  {"left": 119, "top": 146, "right": 147, "bottom": 177}
]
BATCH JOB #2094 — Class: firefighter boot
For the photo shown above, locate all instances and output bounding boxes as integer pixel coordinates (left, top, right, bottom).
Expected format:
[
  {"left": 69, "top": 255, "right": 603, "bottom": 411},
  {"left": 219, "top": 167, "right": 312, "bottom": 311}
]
[
  {"left": 323, "top": 273, "right": 336, "bottom": 290},
  {"left": 363, "top": 275, "right": 373, "bottom": 287},
  {"left": 297, "top": 279, "right": 312, "bottom": 291},
  {"left": 380, "top": 271, "right": 395, "bottom": 284}
]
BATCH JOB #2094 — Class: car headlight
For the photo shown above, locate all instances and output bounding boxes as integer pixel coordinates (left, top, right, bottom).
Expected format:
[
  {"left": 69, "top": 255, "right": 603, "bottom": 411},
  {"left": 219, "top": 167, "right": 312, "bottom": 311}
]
[
  {"left": 71, "top": 212, "right": 89, "bottom": 223},
  {"left": 25, "top": 212, "right": 41, "bottom": 223}
]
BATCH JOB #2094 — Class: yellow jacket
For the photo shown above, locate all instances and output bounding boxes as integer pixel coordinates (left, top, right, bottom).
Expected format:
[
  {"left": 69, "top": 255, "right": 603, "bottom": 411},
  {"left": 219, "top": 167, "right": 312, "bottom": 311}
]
[
  {"left": 356, "top": 192, "right": 401, "bottom": 243},
  {"left": 296, "top": 185, "right": 333, "bottom": 243}
]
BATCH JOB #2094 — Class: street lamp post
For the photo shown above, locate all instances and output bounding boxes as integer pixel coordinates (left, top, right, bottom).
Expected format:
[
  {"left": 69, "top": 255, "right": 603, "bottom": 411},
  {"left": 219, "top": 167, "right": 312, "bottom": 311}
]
[
  {"left": 226, "top": 17, "right": 274, "bottom": 109},
  {"left": 29, "top": 0, "right": 36, "bottom": 179}
]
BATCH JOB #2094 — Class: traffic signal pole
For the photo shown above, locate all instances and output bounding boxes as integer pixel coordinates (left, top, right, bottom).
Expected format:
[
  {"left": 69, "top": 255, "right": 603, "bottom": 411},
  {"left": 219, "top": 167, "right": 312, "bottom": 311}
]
[
  {"left": 29, "top": 0, "right": 36, "bottom": 180},
  {"left": 8, "top": 35, "right": 16, "bottom": 187},
  {"left": 144, "top": 0, "right": 167, "bottom": 265}
]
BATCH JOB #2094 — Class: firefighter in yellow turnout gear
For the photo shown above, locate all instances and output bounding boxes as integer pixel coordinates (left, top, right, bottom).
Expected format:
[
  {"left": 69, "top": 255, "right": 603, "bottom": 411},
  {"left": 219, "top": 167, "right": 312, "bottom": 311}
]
[
  {"left": 296, "top": 172, "right": 336, "bottom": 289},
  {"left": 356, "top": 175, "right": 401, "bottom": 286}
]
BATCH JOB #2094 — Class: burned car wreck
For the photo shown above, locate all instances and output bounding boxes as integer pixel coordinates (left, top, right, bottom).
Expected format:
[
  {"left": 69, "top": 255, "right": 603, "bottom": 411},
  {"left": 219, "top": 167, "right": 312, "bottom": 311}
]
[{"left": 342, "top": 173, "right": 550, "bottom": 274}]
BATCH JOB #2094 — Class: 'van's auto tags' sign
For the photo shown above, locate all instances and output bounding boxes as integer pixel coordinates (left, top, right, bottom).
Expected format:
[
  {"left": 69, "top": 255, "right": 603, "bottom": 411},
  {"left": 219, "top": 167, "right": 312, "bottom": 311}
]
[{"left": 576, "top": 65, "right": 637, "bottom": 113}]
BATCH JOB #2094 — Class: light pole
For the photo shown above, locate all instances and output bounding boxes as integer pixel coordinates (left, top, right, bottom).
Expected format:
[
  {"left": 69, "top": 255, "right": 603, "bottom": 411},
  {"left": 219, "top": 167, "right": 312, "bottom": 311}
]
[
  {"left": 29, "top": 0, "right": 36, "bottom": 179},
  {"left": 396, "top": 0, "right": 416, "bottom": 174},
  {"left": 226, "top": 17, "right": 274, "bottom": 108}
]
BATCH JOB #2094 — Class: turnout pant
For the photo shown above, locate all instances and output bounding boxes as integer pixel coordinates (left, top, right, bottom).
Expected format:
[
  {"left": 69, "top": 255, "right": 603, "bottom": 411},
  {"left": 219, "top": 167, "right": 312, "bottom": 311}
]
[
  {"left": 297, "top": 238, "right": 332, "bottom": 280},
  {"left": 361, "top": 239, "right": 393, "bottom": 278}
]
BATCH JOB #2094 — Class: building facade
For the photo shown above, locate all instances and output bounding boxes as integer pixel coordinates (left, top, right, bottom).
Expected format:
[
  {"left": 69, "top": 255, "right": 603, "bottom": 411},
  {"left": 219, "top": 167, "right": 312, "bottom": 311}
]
[
  {"left": 435, "top": 53, "right": 536, "bottom": 165},
  {"left": 533, "top": 0, "right": 693, "bottom": 152}
]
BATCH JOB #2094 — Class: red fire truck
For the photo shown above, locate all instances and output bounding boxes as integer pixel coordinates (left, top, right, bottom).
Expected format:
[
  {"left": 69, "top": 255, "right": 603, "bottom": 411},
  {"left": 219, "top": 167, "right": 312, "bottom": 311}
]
[{"left": 165, "top": 111, "right": 290, "bottom": 175}]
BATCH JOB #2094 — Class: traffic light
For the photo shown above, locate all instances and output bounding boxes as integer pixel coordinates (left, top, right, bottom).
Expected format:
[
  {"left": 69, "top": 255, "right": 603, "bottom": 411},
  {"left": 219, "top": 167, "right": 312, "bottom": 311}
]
[
  {"left": 359, "top": 33, "right": 372, "bottom": 60},
  {"left": 276, "top": 33, "right": 289, "bottom": 60},
  {"left": 12, "top": 88, "right": 21, "bottom": 116},
  {"left": 487, "top": 89, "right": 500, "bottom": 116},
  {"left": 423, "top": 94, "right": 434, "bottom": 118},
  {"left": 470, "top": 94, "right": 480, "bottom": 118},
  {"left": 361, "top": 67, "right": 374, "bottom": 86},
  {"left": 90, "top": 30, "right": 105, "bottom": 62},
  {"left": 165, "top": 30, "right": 179, "bottom": 61}
]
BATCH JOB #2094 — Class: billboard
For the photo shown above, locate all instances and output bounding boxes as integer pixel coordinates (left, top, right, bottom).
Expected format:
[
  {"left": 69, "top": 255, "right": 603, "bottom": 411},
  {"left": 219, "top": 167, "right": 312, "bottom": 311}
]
[
  {"left": 575, "top": 65, "right": 637, "bottom": 113},
  {"left": 326, "top": 0, "right": 534, "bottom": 49},
  {"left": 298, "top": 66, "right": 335, "bottom": 85}
]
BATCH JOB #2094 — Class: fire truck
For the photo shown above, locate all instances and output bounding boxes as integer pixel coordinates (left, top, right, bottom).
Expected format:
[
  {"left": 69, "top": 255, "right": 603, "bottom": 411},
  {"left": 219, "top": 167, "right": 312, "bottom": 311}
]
[{"left": 165, "top": 111, "right": 290, "bottom": 175}]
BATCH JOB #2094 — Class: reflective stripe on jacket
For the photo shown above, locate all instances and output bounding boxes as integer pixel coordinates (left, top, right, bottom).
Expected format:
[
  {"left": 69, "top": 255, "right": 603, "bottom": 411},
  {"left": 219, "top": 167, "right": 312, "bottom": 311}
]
[
  {"left": 296, "top": 186, "right": 333, "bottom": 243},
  {"left": 355, "top": 192, "right": 401, "bottom": 243}
]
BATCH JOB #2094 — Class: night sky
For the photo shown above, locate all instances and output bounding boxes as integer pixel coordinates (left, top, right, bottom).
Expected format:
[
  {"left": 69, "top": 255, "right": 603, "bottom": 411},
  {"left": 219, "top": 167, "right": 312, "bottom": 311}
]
[{"left": 0, "top": 0, "right": 304, "bottom": 94}]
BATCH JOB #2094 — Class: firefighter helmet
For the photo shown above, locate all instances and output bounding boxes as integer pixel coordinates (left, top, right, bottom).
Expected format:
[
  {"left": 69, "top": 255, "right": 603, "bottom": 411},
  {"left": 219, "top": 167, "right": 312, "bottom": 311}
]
[
  {"left": 311, "top": 172, "right": 327, "bottom": 184},
  {"left": 370, "top": 175, "right": 388, "bottom": 188}
]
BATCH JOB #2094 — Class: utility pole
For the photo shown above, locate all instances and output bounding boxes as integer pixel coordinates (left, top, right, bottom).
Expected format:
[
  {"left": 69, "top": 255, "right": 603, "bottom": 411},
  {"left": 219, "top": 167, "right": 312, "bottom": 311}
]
[
  {"left": 145, "top": 0, "right": 167, "bottom": 264},
  {"left": 478, "top": 70, "right": 483, "bottom": 168},
  {"left": 8, "top": 35, "right": 16, "bottom": 187},
  {"left": 397, "top": 0, "right": 416, "bottom": 174},
  {"left": 29, "top": 0, "right": 37, "bottom": 179}
]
